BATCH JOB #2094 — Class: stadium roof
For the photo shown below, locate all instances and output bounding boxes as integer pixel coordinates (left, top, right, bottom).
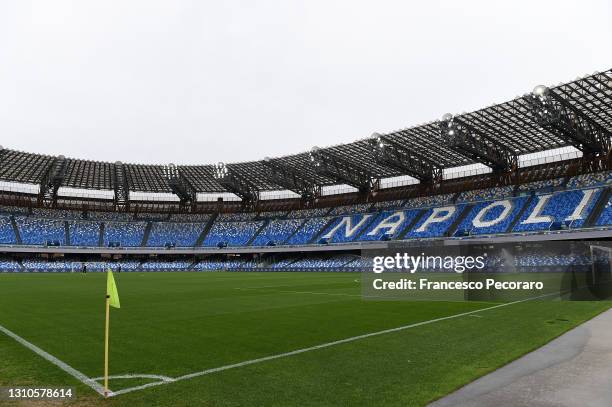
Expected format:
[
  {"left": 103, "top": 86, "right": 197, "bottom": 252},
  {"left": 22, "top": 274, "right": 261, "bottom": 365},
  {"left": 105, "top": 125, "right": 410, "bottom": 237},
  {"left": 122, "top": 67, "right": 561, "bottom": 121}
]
[{"left": 0, "top": 69, "right": 610, "bottom": 194}]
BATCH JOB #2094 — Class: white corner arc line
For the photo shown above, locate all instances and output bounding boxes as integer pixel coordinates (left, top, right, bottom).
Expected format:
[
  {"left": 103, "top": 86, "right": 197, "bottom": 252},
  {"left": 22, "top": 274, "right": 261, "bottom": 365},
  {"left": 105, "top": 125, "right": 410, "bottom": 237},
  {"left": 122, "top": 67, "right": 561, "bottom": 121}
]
[
  {"left": 91, "top": 374, "right": 175, "bottom": 383},
  {"left": 110, "top": 293, "right": 556, "bottom": 397},
  {"left": 0, "top": 324, "right": 105, "bottom": 396}
]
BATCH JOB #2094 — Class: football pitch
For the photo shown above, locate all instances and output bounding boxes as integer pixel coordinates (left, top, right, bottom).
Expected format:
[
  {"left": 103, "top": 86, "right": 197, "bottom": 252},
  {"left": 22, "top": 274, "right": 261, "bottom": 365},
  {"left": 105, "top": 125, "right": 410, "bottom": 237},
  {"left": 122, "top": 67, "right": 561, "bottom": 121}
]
[{"left": 0, "top": 272, "right": 610, "bottom": 406}]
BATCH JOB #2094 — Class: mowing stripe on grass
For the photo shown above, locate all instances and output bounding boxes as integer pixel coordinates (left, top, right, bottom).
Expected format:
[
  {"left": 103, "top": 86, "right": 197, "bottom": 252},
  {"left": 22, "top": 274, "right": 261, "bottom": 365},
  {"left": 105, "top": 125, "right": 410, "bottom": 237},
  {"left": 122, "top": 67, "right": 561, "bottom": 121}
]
[
  {"left": 110, "top": 294, "right": 553, "bottom": 397},
  {"left": 1, "top": 291, "right": 558, "bottom": 398},
  {"left": 0, "top": 323, "right": 106, "bottom": 396}
]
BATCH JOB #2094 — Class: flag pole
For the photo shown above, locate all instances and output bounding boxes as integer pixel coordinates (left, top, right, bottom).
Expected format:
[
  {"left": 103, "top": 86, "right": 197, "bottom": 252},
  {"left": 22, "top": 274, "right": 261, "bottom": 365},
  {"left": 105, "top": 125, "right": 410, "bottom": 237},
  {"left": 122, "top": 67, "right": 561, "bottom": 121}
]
[{"left": 104, "top": 294, "right": 110, "bottom": 397}]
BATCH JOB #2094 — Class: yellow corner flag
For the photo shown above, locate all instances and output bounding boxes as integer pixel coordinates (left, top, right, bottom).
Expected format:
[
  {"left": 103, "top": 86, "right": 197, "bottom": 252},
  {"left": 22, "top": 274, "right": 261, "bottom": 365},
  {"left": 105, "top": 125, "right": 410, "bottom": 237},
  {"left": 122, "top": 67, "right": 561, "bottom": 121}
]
[
  {"left": 104, "top": 269, "right": 120, "bottom": 397},
  {"left": 106, "top": 269, "right": 120, "bottom": 308}
]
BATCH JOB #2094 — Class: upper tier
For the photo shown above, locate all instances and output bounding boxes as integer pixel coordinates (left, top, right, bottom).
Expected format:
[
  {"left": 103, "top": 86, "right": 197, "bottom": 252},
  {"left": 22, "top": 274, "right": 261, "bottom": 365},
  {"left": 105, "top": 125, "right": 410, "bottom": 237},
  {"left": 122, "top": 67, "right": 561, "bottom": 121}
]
[{"left": 0, "top": 171, "right": 610, "bottom": 249}]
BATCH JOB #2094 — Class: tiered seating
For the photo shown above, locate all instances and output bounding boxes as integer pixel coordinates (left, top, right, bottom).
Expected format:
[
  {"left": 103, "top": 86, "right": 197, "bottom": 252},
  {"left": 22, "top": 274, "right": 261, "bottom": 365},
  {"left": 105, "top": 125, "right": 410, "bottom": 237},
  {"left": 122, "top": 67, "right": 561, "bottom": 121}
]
[
  {"left": 15, "top": 217, "right": 65, "bottom": 245},
  {"left": 103, "top": 221, "right": 147, "bottom": 247},
  {"left": 513, "top": 189, "right": 601, "bottom": 232},
  {"left": 147, "top": 222, "right": 203, "bottom": 247},
  {"left": 69, "top": 221, "right": 101, "bottom": 246},
  {"left": 455, "top": 197, "right": 528, "bottom": 236},
  {"left": 136, "top": 212, "right": 171, "bottom": 221},
  {"left": 0, "top": 216, "right": 17, "bottom": 244},
  {"left": 456, "top": 186, "right": 514, "bottom": 203},
  {"left": 22, "top": 259, "right": 81, "bottom": 272},
  {"left": 404, "top": 193, "right": 454, "bottom": 209},
  {"left": 250, "top": 219, "right": 303, "bottom": 246},
  {"left": 358, "top": 209, "right": 420, "bottom": 241},
  {"left": 404, "top": 204, "right": 467, "bottom": 238},
  {"left": 141, "top": 260, "right": 191, "bottom": 271},
  {"left": 0, "top": 258, "right": 21, "bottom": 272},
  {"left": 32, "top": 208, "right": 83, "bottom": 219},
  {"left": 0, "top": 206, "right": 29, "bottom": 215},
  {"left": 286, "top": 208, "right": 330, "bottom": 218},
  {"left": 216, "top": 212, "right": 258, "bottom": 222},
  {"left": 202, "top": 220, "right": 264, "bottom": 247},
  {"left": 168, "top": 213, "right": 211, "bottom": 222},
  {"left": 85, "top": 260, "right": 140, "bottom": 272},
  {"left": 320, "top": 214, "right": 378, "bottom": 243},
  {"left": 328, "top": 203, "right": 372, "bottom": 216},
  {"left": 269, "top": 258, "right": 296, "bottom": 269},
  {"left": 285, "top": 217, "right": 332, "bottom": 245},
  {"left": 343, "top": 256, "right": 373, "bottom": 271},
  {"left": 257, "top": 210, "right": 289, "bottom": 219},
  {"left": 567, "top": 171, "right": 612, "bottom": 189},
  {"left": 193, "top": 258, "right": 257, "bottom": 271},
  {"left": 596, "top": 198, "right": 612, "bottom": 226},
  {"left": 88, "top": 211, "right": 134, "bottom": 221},
  {"left": 514, "top": 252, "right": 591, "bottom": 267},
  {"left": 372, "top": 200, "right": 405, "bottom": 210},
  {"left": 517, "top": 178, "right": 564, "bottom": 194},
  {"left": 284, "top": 255, "right": 355, "bottom": 271},
  {"left": 0, "top": 177, "right": 609, "bottom": 251},
  {"left": 193, "top": 259, "right": 227, "bottom": 271}
]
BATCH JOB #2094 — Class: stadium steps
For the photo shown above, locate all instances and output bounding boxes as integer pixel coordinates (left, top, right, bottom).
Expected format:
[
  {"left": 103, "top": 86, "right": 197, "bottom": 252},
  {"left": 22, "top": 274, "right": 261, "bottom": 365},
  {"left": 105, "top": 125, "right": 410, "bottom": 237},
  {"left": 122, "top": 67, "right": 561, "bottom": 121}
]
[
  {"left": 396, "top": 209, "right": 426, "bottom": 240},
  {"left": 446, "top": 205, "right": 473, "bottom": 237},
  {"left": 585, "top": 187, "right": 611, "bottom": 227},
  {"left": 506, "top": 194, "right": 535, "bottom": 232},
  {"left": 9, "top": 215, "right": 22, "bottom": 245},
  {"left": 247, "top": 219, "right": 270, "bottom": 246},
  {"left": 141, "top": 222, "right": 153, "bottom": 247},
  {"left": 308, "top": 217, "right": 338, "bottom": 244},
  {"left": 282, "top": 217, "right": 311, "bottom": 244},
  {"left": 64, "top": 221, "right": 71, "bottom": 246},
  {"left": 196, "top": 213, "right": 218, "bottom": 246},
  {"left": 99, "top": 222, "right": 105, "bottom": 247}
]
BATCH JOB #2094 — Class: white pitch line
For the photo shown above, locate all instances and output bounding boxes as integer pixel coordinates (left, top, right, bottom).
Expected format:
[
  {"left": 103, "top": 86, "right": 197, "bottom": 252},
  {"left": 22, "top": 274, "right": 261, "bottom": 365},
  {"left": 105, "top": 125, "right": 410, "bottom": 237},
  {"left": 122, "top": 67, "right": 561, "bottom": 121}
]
[
  {"left": 110, "top": 293, "right": 554, "bottom": 397},
  {"left": 91, "top": 373, "right": 174, "bottom": 383},
  {"left": 235, "top": 287, "right": 362, "bottom": 297},
  {"left": 0, "top": 323, "right": 105, "bottom": 396},
  {"left": 1, "top": 291, "right": 560, "bottom": 399}
]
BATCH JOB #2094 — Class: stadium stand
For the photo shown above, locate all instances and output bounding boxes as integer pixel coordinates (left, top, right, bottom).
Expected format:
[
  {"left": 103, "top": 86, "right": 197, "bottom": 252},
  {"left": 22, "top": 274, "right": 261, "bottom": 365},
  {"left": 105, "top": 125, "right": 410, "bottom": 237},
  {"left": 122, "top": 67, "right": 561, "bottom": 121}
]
[
  {"left": 285, "top": 216, "right": 333, "bottom": 245},
  {"left": 517, "top": 178, "right": 565, "bottom": 194},
  {"left": 15, "top": 217, "right": 66, "bottom": 245},
  {"left": 103, "top": 221, "right": 147, "bottom": 247},
  {"left": 250, "top": 218, "right": 303, "bottom": 246},
  {"left": 0, "top": 68, "right": 610, "bottom": 273},
  {"left": 404, "top": 193, "right": 454, "bottom": 209},
  {"left": 566, "top": 171, "right": 612, "bottom": 189},
  {"left": 0, "top": 258, "right": 21, "bottom": 272},
  {"left": 455, "top": 197, "right": 528, "bottom": 236},
  {"left": 147, "top": 222, "right": 204, "bottom": 247},
  {"left": 0, "top": 216, "right": 17, "bottom": 244},
  {"left": 0, "top": 183, "right": 607, "bottom": 249},
  {"left": 456, "top": 186, "right": 514, "bottom": 203},
  {"left": 69, "top": 220, "right": 101, "bottom": 246},
  {"left": 202, "top": 220, "right": 264, "bottom": 247},
  {"left": 513, "top": 188, "right": 601, "bottom": 232}
]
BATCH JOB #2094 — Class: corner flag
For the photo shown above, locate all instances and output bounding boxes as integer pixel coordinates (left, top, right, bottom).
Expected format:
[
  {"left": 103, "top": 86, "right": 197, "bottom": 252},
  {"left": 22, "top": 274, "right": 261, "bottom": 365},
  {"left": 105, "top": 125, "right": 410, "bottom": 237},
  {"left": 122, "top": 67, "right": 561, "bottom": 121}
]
[
  {"left": 104, "top": 269, "right": 120, "bottom": 397},
  {"left": 106, "top": 270, "right": 120, "bottom": 308}
]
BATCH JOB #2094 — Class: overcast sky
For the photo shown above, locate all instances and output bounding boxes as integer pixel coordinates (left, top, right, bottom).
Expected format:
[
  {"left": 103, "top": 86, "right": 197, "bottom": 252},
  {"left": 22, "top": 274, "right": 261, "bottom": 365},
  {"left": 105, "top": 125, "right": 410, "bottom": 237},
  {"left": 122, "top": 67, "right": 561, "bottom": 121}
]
[{"left": 0, "top": 0, "right": 610, "bottom": 166}]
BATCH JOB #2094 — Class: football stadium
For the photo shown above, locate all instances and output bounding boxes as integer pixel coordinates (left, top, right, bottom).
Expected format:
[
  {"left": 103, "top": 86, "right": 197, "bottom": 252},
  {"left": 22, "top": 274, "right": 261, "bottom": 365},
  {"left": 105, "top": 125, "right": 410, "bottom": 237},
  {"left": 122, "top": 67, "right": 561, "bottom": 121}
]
[{"left": 0, "top": 67, "right": 611, "bottom": 406}]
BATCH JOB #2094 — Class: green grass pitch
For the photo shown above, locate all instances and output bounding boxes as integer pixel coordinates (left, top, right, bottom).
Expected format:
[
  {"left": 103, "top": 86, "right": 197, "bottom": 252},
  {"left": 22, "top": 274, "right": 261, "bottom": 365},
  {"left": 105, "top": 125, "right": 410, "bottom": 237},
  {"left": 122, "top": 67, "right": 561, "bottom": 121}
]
[{"left": 0, "top": 272, "right": 610, "bottom": 406}]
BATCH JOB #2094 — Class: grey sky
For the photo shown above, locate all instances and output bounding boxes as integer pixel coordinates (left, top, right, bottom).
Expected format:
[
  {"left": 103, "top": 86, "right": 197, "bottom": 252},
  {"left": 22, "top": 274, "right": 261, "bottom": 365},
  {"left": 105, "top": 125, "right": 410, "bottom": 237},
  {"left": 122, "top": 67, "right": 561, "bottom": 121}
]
[{"left": 0, "top": 0, "right": 610, "bottom": 166}]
